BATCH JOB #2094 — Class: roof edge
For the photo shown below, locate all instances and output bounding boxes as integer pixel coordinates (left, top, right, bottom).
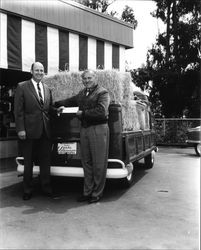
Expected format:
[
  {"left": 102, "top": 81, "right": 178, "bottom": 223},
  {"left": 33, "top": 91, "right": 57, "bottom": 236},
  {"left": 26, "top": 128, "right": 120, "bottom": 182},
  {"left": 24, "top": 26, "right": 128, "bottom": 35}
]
[{"left": 59, "top": 0, "right": 134, "bottom": 29}]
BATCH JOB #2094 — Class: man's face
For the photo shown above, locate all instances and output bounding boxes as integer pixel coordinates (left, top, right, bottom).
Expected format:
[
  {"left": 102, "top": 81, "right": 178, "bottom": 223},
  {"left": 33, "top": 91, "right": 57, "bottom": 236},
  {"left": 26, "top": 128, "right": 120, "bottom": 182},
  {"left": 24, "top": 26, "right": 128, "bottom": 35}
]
[
  {"left": 82, "top": 71, "right": 96, "bottom": 89},
  {"left": 31, "top": 63, "right": 44, "bottom": 83}
]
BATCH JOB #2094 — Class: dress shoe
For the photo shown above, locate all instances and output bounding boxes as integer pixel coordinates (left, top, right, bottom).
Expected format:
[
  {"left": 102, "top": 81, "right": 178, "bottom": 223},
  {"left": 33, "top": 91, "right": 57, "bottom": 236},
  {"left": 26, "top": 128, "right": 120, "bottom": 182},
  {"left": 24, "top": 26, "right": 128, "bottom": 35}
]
[
  {"left": 23, "top": 193, "right": 32, "bottom": 200},
  {"left": 88, "top": 196, "right": 100, "bottom": 204},
  {"left": 77, "top": 195, "right": 91, "bottom": 202}
]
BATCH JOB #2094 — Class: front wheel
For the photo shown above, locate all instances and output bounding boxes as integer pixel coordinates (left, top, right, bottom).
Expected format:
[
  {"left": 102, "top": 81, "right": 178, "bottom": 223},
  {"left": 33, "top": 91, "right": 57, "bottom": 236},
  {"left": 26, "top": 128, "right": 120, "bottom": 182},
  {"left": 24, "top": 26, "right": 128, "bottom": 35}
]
[
  {"left": 195, "top": 143, "right": 201, "bottom": 157},
  {"left": 144, "top": 151, "right": 155, "bottom": 169}
]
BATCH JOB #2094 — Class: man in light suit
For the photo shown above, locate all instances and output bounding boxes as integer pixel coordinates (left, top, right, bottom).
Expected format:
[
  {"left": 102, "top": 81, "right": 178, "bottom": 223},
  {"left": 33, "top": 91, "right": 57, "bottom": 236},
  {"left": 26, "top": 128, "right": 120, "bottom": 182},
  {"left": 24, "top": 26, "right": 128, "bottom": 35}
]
[{"left": 14, "top": 62, "right": 55, "bottom": 200}]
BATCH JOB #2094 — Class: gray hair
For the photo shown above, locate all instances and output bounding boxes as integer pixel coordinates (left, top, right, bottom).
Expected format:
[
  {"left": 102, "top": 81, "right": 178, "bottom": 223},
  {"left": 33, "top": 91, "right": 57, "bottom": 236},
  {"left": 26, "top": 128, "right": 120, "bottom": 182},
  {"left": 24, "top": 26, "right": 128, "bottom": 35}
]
[{"left": 81, "top": 69, "right": 95, "bottom": 78}]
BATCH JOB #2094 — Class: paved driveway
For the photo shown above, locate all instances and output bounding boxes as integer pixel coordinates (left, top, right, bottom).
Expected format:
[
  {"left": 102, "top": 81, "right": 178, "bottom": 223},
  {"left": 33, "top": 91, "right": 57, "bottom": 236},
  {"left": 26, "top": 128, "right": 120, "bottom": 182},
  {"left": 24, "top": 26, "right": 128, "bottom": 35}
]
[{"left": 0, "top": 146, "right": 200, "bottom": 249}]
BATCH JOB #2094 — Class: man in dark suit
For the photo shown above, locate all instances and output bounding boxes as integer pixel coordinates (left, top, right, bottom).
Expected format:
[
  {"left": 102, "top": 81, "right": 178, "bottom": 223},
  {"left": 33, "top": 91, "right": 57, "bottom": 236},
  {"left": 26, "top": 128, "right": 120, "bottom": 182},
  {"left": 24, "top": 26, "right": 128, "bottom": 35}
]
[{"left": 14, "top": 62, "right": 54, "bottom": 200}]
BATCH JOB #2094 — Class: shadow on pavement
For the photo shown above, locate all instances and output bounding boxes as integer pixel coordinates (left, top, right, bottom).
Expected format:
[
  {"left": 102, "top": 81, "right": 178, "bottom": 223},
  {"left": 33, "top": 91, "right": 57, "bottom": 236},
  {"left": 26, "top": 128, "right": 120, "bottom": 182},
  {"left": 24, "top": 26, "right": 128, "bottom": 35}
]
[{"left": 0, "top": 164, "right": 148, "bottom": 214}]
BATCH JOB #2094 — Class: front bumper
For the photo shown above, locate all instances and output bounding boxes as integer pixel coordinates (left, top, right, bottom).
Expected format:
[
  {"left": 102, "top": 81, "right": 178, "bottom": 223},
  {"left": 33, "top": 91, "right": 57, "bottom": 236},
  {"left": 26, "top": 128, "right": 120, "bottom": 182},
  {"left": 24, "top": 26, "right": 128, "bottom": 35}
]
[{"left": 16, "top": 157, "right": 131, "bottom": 179}]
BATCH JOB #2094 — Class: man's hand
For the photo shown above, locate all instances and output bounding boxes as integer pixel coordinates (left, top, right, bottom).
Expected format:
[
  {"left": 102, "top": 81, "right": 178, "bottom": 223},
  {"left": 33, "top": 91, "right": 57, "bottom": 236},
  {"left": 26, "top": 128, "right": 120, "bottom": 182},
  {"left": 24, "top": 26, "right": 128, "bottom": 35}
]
[
  {"left": 57, "top": 106, "right": 65, "bottom": 116},
  {"left": 18, "top": 131, "right": 26, "bottom": 140}
]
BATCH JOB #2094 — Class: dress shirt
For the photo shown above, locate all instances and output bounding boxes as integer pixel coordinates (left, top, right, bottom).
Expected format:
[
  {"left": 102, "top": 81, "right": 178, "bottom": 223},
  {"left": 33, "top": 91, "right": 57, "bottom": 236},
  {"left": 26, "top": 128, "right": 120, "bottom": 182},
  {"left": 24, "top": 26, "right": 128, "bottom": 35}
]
[
  {"left": 31, "top": 79, "right": 44, "bottom": 101},
  {"left": 85, "top": 84, "right": 98, "bottom": 96}
]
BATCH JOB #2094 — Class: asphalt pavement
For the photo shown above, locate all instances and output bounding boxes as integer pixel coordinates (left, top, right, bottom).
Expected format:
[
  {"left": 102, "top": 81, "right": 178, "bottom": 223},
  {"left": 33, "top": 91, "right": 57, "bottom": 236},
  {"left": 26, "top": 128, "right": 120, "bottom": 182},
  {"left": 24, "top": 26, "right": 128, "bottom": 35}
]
[{"left": 0, "top": 146, "right": 200, "bottom": 249}]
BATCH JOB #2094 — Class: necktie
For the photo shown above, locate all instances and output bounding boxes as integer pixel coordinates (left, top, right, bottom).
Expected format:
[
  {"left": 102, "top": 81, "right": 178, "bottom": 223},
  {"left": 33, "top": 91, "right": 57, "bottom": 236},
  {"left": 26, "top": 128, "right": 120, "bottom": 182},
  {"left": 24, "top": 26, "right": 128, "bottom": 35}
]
[
  {"left": 86, "top": 89, "right": 90, "bottom": 96},
  {"left": 37, "top": 83, "right": 44, "bottom": 106}
]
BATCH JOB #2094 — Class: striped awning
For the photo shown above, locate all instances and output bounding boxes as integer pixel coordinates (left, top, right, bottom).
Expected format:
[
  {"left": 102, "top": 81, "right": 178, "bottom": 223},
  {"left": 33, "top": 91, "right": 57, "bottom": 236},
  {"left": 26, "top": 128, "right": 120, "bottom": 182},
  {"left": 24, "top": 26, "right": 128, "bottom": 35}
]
[{"left": 0, "top": 12, "right": 126, "bottom": 74}]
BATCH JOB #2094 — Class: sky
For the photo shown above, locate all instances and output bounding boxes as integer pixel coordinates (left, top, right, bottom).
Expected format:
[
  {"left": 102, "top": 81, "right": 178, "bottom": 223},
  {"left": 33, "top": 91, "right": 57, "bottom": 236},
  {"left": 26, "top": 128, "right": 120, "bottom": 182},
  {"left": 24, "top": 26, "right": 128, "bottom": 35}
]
[{"left": 108, "top": 0, "right": 165, "bottom": 69}]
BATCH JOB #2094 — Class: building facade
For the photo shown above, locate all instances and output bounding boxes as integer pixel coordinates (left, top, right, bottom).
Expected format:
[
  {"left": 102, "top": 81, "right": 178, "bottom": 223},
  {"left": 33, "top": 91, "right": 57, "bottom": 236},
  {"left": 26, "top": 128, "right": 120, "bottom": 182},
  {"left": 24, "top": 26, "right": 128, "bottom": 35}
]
[
  {"left": 0, "top": 0, "right": 133, "bottom": 74},
  {"left": 0, "top": 0, "right": 134, "bottom": 157}
]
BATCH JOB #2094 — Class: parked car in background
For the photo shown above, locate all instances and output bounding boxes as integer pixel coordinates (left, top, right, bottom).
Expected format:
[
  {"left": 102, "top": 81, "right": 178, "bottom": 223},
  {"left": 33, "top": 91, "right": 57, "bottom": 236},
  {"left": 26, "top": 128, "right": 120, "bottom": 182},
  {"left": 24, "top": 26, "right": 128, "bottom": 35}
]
[{"left": 186, "top": 126, "right": 201, "bottom": 156}]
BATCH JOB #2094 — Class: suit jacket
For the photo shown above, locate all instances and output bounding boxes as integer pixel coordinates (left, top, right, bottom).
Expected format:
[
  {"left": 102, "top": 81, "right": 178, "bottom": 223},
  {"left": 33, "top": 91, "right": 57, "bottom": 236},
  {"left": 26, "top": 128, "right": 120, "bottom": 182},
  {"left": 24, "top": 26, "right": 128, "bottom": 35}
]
[
  {"left": 55, "top": 85, "right": 110, "bottom": 128},
  {"left": 14, "top": 79, "right": 53, "bottom": 139}
]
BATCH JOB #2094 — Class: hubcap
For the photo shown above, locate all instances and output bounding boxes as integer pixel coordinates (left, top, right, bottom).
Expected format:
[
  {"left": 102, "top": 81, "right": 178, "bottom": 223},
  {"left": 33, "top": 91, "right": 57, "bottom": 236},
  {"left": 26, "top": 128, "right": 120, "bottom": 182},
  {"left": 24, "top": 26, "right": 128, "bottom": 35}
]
[
  {"left": 126, "top": 163, "right": 134, "bottom": 181},
  {"left": 197, "top": 143, "right": 201, "bottom": 154}
]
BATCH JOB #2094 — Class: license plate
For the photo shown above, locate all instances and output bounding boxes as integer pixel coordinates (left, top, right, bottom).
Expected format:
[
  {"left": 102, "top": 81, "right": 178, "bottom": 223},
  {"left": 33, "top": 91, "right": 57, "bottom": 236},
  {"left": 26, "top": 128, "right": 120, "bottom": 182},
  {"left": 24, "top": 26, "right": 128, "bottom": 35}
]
[{"left": 57, "top": 143, "right": 77, "bottom": 155}]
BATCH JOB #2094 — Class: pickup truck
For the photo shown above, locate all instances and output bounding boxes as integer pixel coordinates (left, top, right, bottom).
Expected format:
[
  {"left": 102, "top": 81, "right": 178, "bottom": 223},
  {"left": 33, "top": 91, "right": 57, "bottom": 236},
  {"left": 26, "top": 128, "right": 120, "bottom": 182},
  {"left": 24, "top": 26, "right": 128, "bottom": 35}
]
[{"left": 16, "top": 101, "right": 157, "bottom": 187}]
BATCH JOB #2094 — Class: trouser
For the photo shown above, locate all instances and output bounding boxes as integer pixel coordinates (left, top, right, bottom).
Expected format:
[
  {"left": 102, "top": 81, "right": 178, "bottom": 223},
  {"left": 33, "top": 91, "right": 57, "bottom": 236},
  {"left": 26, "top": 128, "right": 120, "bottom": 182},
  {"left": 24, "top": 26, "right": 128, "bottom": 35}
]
[
  {"left": 80, "top": 124, "right": 109, "bottom": 198},
  {"left": 20, "top": 132, "right": 52, "bottom": 194}
]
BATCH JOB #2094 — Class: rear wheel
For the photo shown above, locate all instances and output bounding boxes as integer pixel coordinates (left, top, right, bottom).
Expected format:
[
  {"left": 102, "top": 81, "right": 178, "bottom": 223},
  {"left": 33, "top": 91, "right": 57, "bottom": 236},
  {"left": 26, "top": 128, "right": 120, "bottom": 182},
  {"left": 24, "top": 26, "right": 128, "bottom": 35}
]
[
  {"left": 195, "top": 143, "right": 201, "bottom": 157},
  {"left": 121, "top": 162, "right": 134, "bottom": 188},
  {"left": 144, "top": 151, "right": 155, "bottom": 169}
]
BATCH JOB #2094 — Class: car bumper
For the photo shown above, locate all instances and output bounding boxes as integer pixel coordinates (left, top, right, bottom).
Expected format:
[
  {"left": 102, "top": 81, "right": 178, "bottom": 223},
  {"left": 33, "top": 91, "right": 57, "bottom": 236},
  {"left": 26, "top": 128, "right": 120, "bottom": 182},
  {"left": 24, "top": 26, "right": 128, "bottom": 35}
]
[{"left": 16, "top": 157, "right": 130, "bottom": 179}]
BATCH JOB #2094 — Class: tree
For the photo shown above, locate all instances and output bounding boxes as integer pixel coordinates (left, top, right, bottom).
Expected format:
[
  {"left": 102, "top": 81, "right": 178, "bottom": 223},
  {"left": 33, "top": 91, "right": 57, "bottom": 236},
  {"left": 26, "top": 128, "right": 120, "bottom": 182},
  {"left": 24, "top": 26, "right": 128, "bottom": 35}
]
[
  {"left": 132, "top": 0, "right": 201, "bottom": 118},
  {"left": 75, "top": 0, "right": 114, "bottom": 13},
  {"left": 75, "top": 0, "right": 137, "bottom": 29},
  {"left": 121, "top": 5, "right": 138, "bottom": 29}
]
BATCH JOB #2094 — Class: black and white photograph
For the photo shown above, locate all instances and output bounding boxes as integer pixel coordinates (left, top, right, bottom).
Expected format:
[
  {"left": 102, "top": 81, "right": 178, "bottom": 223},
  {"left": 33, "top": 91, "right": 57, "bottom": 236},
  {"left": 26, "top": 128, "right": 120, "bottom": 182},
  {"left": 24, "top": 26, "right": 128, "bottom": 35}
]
[{"left": 0, "top": 0, "right": 200, "bottom": 249}]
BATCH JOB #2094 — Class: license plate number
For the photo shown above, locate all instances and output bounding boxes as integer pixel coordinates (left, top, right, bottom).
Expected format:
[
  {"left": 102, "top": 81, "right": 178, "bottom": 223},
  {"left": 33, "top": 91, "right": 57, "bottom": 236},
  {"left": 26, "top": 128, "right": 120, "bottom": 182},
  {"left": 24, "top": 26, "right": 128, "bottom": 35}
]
[{"left": 57, "top": 143, "right": 77, "bottom": 155}]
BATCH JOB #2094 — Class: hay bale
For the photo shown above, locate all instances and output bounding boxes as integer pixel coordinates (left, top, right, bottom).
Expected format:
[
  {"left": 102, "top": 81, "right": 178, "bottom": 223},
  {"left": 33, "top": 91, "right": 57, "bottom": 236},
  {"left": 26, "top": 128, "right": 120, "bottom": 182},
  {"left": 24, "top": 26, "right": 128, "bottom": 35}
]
[
  {"left": 136, "top": 103, "right": 146, "bottom": 130},
  {"left": 119, "top": 72, "right": 132, "bottom": 100},
  {"left": 95, "top": 70, "right": 123, "bottom": 104},
  {"left": 135, "top": 101, "right": 150, "bottom": 130},
  {"left": 43, "top": 71, "right": 83, "bottom": 102},
  {"left": 121, "top": 100, "right": 150, "bottom": 131},
  {"left": 43, "top": 70, "right": 150, "bottom": 131},
  {"left": 43, "top": 70, "right": 131, "bottom": 104},
  {"left": 121, "top": 100, "right": 140, "bottom": 131},
  {"left": 144, "top": 109, "right": 150, "bottom": 129}
]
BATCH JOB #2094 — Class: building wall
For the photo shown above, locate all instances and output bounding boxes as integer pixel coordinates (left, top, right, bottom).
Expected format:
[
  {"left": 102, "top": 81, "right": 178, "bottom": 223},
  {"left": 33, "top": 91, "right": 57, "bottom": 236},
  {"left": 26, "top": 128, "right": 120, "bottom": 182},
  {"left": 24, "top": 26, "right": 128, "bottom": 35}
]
[
  {"left": 0, "top": 0, "right": 133, "bottom": 48},
  {"left": 0, "top": 12, "right": 127, "bottom": 73}
]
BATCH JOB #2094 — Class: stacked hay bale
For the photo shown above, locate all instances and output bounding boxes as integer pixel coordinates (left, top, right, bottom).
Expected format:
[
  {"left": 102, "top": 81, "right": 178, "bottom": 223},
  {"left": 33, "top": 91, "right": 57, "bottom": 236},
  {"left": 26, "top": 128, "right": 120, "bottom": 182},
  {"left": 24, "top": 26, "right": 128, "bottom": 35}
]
[
  {"left": 43, "top": 70, "right": 150, "bottom": 131},
  {"left": 43, "top": 72, "right": 83, "bottom": 102},
  {"left": 121, "top": 100, "right": 140, "bottom": 130},
  {"left": 95, "top": 70, "right": 123, "bottom": 104}
]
